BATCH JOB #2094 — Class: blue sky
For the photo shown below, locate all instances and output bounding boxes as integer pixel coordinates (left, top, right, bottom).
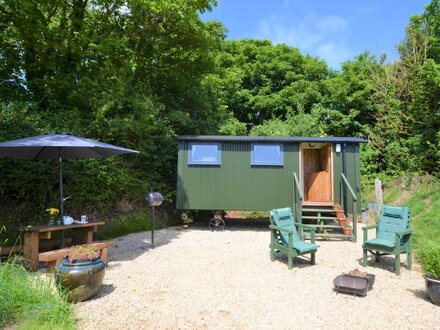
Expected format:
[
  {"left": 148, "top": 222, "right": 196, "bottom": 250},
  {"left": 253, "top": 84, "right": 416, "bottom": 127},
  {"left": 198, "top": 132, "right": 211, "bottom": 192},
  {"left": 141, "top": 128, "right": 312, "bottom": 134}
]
[{"left": 202, "top": 0, "right": 431, "bottom": 68}]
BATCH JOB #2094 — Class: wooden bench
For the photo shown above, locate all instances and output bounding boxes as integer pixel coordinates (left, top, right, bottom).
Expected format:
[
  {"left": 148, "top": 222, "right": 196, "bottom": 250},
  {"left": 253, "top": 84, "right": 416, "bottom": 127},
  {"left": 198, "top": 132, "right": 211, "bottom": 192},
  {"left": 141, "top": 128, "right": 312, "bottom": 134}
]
[
  {"left": 1, "top": 238, "right": 74, "bottom": 257},
  {"left": 38, "top": 241, "right": 113, "bottom": 273}
]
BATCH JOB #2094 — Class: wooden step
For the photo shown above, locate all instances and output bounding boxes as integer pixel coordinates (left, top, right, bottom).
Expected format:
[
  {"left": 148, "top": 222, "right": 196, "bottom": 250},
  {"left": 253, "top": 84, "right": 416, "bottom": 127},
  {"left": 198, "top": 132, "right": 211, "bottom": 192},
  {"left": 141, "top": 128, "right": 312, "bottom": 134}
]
[
  {"left": 304, "top": 233, "right": 352, "bottom": 239},
  {"left": 302, "top": 216, "right": 338, "bottom": 220},
  {"left": 302, "top": 208, "right": 335, "bottom": 213},
  {"left": 302, "top": 224, "right": 342, "bottom": 229}
]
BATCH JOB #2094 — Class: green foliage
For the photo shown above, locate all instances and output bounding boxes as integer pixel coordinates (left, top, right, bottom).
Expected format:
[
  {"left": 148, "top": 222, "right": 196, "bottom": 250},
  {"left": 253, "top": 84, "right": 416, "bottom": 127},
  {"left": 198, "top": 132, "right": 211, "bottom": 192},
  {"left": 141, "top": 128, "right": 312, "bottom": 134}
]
[
  {"left": 250, "top": 107, "right": 324, "bottom": 136},
  {"left": 248, "top": 210, "right": 268, "bottom": 219},
  {"left": 218, "top": 117, "right": 248, "bottom": 135},
  {"left": 1, "top": 0, "right": 440, "bottom": 236},
  {"left": 0, "top": 0, "right": 224, "bottom": 229},
  {"left": 94, "top": 207, "right": 163, "bottom": 240},
  {"left": 367, "top": 175, "right": 440, "bottom": 278},
  {"left": 417, "top": 242, "right": 440, "bottom": 278},
  {"left": 212, "top": 39, "right": 330, "bottom": 127},
  {"left": 0, "top": 258, "right": 75, "bottom": 329}
]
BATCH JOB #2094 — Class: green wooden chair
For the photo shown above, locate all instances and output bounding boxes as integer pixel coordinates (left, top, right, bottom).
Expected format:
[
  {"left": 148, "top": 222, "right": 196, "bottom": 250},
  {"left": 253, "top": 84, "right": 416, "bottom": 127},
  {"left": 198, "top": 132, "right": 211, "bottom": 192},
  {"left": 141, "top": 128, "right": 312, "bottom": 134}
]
[
  {"left": 269, "top": 207, "right": 320, "bottom": 269},
  {"left": 362, "top": 205, "right": 412, "bottom": 275}
]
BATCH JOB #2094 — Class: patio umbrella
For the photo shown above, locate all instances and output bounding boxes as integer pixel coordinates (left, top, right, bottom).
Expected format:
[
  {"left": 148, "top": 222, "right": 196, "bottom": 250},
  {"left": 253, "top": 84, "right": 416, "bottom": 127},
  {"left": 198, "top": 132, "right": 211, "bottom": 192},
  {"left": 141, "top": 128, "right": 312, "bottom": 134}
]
[{"left": 0, "top": 132, "right": 139, "bottom": 227}]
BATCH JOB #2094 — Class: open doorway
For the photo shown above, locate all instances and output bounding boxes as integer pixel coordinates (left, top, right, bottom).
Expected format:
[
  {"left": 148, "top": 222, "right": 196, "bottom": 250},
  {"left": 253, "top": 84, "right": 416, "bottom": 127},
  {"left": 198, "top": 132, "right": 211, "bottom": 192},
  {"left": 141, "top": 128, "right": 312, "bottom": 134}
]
[{"left": 301, "top": 143, "right": 332, "bottom": 204}]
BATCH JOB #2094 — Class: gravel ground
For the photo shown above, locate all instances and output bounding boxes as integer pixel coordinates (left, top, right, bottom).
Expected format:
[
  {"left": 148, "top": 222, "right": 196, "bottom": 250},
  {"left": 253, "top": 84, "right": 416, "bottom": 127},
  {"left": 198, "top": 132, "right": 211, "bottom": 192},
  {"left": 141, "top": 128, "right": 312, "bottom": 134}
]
[{"left": 75, "top": 224, "right": 439, "bottom": 329}]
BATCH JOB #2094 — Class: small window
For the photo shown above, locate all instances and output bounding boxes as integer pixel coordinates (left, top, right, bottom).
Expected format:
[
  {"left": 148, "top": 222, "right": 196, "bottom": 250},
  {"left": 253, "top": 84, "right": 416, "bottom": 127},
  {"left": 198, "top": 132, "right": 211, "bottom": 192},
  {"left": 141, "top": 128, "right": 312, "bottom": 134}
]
[
  {"left": 188, "top": 143, "right": 221, "bottom": 165},
  {"left": 251, "top": 144, "right": 284, "bottom": 166}
]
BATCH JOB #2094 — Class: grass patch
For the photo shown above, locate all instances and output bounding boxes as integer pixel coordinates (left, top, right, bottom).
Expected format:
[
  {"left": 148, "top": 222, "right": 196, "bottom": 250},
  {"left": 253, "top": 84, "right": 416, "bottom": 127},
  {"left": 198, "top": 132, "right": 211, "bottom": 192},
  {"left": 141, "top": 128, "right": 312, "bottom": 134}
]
[
  {"left": 366, "top": 175, "right": 440, "bottom": 277},
  {"left": 95, "top": 208, "right": 162, "bottom": 240},
  {"left": 0, "top": 258, "right": 75, "bottom": 329}
]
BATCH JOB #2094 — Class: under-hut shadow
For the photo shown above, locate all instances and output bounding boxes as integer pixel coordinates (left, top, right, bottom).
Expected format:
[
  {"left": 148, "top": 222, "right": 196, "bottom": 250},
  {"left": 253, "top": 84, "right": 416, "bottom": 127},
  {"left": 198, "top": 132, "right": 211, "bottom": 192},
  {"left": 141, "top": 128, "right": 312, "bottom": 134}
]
[{"left": 189, "top": 215, "right": 270, "bottom": 233}]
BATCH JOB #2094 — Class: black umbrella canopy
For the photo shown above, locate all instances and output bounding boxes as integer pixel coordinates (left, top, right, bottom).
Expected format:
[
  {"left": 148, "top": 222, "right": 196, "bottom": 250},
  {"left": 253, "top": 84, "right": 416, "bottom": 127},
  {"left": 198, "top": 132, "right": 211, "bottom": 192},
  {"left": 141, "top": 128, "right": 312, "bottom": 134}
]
[
  {"left": 0, "top": 133, "right": 138, "bottom": 160},
  {"left": 0, "top": 133, "right": 139, "bottom": 246}
]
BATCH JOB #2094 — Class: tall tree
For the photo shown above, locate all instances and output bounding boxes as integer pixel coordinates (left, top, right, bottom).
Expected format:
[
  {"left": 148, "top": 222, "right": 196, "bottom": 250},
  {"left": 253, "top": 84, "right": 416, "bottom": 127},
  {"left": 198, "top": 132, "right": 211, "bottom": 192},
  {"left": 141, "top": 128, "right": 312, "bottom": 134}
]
[{"left": 0, "top": 0, "right": 224, "bottom": 226}]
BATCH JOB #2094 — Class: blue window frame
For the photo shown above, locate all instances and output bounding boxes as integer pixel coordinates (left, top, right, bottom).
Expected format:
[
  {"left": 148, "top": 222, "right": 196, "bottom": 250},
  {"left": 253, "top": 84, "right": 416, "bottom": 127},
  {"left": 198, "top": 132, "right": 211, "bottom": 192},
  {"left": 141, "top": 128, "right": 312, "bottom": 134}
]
[
  {"left": 188, "top": 143, "right": 221, "bottom": 165},
  {"left": 251, "top": 144, "right": 284, "bottom": 166}
]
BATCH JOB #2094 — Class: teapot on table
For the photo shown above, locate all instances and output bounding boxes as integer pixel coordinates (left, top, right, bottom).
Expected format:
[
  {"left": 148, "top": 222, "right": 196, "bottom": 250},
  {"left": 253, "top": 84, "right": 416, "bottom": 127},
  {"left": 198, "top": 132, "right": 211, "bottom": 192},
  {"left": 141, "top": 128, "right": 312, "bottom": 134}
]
[{"left": 62, "top": 216, "right": 73, "bottom": 225}]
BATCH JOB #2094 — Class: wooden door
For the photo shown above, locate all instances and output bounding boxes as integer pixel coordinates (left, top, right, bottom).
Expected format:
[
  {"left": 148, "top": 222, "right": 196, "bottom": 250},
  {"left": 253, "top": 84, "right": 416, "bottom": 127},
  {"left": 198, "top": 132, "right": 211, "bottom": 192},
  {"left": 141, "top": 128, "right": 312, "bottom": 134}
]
[{"left": 303, "top": 145, "right": 332, "bottom": 202}]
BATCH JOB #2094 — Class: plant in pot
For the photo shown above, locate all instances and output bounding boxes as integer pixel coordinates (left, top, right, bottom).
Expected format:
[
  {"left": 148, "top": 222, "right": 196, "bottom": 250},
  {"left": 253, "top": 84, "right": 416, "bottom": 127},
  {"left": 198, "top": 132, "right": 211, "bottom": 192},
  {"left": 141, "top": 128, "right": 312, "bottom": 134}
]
[
  {"left": 335, "top": 209, "right": 345, "bottom": 219},
  {"left": 338, "top": 217, "right": 347, "bottom": 228},
  {"left": 342, "top": 221, "right": 352, "bottom": 236},
  {"left": 45, "top": 207, "right": 60, "bottom": 225},
  {"left": 419, "top": 242, "right": 440, "bottom": 306},
  {"left": 332, "top": 198, "right": 341, "bottom": 211},
  {"left": 55, "top": 245, "right": 106, "bottom": 302}
]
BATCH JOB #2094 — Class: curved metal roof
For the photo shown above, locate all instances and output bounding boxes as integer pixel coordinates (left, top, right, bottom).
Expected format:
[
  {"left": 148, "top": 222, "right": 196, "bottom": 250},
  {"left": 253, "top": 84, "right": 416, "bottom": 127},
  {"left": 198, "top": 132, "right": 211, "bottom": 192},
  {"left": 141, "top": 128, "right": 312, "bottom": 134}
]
[{"left": 178, "top": 135, "right": 366, "bottom": 143}]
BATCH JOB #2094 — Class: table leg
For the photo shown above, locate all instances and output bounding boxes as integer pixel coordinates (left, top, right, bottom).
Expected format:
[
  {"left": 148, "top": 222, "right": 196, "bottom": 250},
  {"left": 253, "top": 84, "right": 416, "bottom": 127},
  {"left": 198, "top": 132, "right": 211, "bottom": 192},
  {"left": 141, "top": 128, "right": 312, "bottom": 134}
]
[
  {"left": 73, "top": 228, "right": 94, "bottom": 244},
  {"left": 23, "top": 232, "right": 39, "bottom": 271}
]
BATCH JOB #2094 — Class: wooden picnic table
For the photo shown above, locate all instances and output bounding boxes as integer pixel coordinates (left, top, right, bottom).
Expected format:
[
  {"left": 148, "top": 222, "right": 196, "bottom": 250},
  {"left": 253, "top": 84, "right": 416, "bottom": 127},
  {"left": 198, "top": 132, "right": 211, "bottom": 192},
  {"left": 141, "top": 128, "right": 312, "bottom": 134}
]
[{"left": 23, "top": 221, "right": 105, "bottom": 271}]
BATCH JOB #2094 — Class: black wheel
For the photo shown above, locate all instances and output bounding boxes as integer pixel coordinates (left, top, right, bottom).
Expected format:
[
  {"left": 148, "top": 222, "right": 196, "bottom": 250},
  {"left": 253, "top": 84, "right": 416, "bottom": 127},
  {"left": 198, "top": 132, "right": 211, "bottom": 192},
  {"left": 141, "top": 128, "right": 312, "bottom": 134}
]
[{"left": 209, "top": 217, "right": 225, "bottom": 231}]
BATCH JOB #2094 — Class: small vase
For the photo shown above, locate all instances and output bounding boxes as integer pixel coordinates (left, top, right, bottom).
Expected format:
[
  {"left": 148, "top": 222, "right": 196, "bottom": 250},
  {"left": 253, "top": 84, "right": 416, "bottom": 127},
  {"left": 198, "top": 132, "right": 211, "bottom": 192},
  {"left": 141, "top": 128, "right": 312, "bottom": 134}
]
[{"left": 48, "top": 216, "right": 55, "bottom": 226}]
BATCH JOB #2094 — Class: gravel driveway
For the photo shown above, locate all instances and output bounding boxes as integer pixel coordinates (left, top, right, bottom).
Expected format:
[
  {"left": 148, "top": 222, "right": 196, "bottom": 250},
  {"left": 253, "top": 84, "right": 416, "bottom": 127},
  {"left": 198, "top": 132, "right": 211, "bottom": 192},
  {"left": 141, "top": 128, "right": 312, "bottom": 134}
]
[{"left": 76, "top": 224, "right": 439, "bottom": 329}]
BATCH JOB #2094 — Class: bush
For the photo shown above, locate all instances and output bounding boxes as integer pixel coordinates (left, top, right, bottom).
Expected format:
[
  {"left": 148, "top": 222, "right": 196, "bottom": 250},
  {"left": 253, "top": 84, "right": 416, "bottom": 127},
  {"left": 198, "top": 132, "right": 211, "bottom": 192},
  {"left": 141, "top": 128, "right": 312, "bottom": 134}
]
[
  {"left": 416, "top": 241, "right": 440, "bottom": 278},
  {"left": 94, "top": 207, "right": 163, "bottom": 240},
  {"left": 0, "top": 258, "right": 75, "bottom": 329}
]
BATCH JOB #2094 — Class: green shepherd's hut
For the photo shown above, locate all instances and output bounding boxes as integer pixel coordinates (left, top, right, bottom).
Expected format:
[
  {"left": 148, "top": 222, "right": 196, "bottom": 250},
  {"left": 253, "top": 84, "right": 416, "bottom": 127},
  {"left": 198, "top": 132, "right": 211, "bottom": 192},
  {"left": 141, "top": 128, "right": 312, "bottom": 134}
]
[{"left": 176, "top": 136, "right": 366, "bottom": 241}]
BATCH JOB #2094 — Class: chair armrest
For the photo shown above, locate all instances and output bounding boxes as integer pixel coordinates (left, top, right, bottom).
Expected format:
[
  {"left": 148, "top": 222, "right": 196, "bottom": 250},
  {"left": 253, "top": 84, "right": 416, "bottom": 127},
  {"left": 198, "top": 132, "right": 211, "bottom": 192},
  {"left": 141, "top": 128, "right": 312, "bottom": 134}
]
[
  {"left": 294, "top": 223, "right": 316, "bottom": 232},
  {"left": 362, "top": 224, "right": 378, "bottom": 232},
  {"left": 362, "top": 224, "right": 378, "bottom": 243},
  {"left": 269, "top": 225, "right": 293, "bottom": 234},
  {"left": 395, "top": 229, "right": 413, "bottom": 247},
  {"left": 294, "top": 223, "right": 316, "bottom": 243},
  {"left": 396, "top": 229, "right": 413, "bottom": 237}
]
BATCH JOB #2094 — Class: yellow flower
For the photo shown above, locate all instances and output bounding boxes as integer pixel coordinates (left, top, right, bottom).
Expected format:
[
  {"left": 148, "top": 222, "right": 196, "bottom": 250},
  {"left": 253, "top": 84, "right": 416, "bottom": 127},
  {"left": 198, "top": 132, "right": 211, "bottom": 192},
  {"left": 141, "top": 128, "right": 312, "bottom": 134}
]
[{"left": 45, "top": 208, "right": 59, "bottom": 215}]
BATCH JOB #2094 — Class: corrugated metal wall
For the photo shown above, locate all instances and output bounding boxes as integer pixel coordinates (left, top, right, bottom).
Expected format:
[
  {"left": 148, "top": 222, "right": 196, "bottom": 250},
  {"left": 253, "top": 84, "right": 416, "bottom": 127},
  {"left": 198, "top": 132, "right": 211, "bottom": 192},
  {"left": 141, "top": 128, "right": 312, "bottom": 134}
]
[
  {"left": 332, "top": 143, "right": 362, "bottom": 215},
  {"left": 176, "top": 140, "right": 361, "bottom": 212},
  {"left": 176, "top": 141, "right": 299, "bottom": 210}
]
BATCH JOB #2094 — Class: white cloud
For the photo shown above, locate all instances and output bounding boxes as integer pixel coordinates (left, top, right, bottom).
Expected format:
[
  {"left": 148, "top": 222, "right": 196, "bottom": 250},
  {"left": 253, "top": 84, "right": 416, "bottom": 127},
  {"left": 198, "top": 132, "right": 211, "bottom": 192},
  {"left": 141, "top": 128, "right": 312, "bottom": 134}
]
[
  {"left": 316, "top": 43, "right": 352, "bottom": 68},
  {"left": 316, "top": 16, "right": 348, "bottom": 33},
  {"left": 257, "top": 13, "right": 353, "bottom": 68}
]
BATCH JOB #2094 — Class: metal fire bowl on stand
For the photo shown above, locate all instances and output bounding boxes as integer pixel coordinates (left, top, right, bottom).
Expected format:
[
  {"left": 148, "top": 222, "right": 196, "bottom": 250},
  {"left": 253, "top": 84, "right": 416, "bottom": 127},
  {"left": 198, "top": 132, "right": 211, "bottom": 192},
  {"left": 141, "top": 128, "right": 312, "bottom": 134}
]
[{"left": 144, "top": 192, "right": 163, "bottom": 248}]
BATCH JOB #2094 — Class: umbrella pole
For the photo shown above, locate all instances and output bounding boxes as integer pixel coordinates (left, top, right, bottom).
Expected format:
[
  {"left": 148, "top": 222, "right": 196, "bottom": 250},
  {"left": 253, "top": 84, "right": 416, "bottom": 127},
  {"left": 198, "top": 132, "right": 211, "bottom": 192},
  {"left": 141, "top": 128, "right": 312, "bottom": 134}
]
[{"left": 59, "top": 154, "right": 65, "bottom": 248}]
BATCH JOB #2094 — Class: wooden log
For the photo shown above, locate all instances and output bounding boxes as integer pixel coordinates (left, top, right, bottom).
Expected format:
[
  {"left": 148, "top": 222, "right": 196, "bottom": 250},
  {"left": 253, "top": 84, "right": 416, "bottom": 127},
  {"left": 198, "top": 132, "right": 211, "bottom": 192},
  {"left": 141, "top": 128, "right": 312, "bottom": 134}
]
[{"left": 375, "top": 178, "right": 382, "bottom": 214}]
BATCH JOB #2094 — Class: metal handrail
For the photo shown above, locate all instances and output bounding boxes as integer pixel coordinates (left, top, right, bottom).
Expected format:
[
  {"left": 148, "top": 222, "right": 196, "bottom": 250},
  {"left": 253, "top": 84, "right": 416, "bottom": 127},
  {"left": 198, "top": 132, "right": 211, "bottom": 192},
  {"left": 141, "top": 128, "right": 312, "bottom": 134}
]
[
  {"left": 341, "top": 173, "right": 357, "bottom": 201},
  {"left": 341, "top": 173, "right": 358, "bottom": 242},
  {"left": 293, "top": 172, "right": 303, "bottom": 224}
]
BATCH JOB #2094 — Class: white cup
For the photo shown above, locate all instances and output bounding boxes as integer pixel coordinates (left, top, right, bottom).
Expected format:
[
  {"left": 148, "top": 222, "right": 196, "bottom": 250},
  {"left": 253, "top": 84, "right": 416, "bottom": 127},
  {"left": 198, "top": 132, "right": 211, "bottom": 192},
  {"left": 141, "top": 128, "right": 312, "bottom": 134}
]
[
  {"left": 63, "top": 216, "right": 73, "bottom": 225},
  {"left": 80, "top": 215, "right": 88, "bottom": 222}
]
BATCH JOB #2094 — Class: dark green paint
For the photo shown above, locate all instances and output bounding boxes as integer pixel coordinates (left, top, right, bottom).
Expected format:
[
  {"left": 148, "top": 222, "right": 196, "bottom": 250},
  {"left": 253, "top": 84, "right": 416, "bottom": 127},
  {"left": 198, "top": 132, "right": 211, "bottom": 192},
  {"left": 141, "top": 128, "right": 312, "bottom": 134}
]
[{"left": 176, "top": 140, "right": 362, "bottom": 212}]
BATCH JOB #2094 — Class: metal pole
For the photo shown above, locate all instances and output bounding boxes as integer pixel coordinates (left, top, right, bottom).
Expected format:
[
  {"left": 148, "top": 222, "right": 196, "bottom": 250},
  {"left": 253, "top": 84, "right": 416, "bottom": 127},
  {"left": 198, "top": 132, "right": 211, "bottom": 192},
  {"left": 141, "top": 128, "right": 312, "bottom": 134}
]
[
  {"left": 151, "top": 206, "right": 155, "bottom": 248},
  {"left": 342, "top": 143, "right": 347, "bottom": 213},
  {"left": 59, "top": 156, "right": 64, "bottom": 220},
  {"left": 59, "top": 152, "right": 65, "bottom": 247}
]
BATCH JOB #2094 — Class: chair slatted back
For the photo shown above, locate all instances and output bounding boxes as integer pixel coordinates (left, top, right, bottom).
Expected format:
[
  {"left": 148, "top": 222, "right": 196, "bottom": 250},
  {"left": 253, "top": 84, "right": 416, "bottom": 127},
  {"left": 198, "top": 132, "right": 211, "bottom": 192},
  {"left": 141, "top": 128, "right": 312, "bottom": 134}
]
[
  {"left": 377, "top": 205, "right": 410, "bottom": 243},
  {"left": 271, "top": 207, "right": 301, "bottom": 246}
]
